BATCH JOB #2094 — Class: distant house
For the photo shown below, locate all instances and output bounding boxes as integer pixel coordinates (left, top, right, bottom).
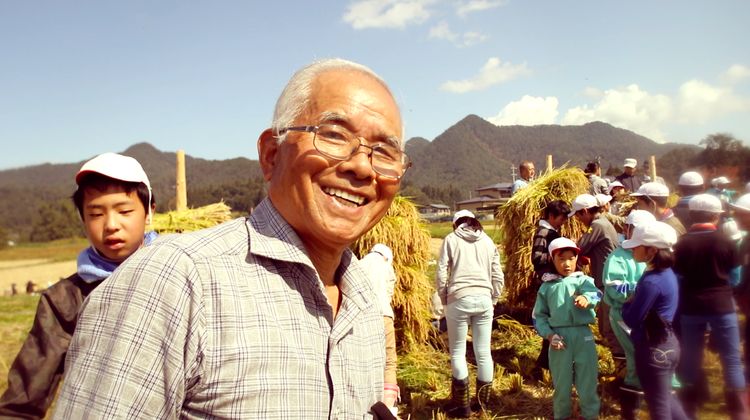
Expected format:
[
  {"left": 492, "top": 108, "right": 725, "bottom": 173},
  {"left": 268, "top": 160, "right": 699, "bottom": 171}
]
[
  {"left": 418, "top": 203, "right": 451, "bottom": 218},
  {"left": 455, "top": 182, "right": 512, "bottom": 216}
]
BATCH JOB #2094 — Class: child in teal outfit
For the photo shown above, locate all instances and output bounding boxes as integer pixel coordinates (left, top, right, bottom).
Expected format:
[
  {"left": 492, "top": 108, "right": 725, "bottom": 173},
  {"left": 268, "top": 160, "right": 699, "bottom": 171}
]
[
  {"left": 533, "top": 237, "right": 602, "bottom": 420},
  {"left": 602, "top": 210, "right": 654, "bottom": 419}
]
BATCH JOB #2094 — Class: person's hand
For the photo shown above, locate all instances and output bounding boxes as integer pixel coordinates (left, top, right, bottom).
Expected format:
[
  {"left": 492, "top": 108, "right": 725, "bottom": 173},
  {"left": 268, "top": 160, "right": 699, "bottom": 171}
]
[
  {"left": 574, "top": 295, "right": 589, "bottom": 308},
  {"left": 548, "top": 333, "right": 565, "bottom": 350}
]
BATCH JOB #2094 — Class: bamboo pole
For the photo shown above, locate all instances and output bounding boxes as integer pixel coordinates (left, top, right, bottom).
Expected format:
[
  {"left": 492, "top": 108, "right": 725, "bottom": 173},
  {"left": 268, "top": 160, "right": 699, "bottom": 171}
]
[
  {"left": 546, "top": 155, "right": 553, "bottom": 172},
  {"left": 176, "top": 150, "right": 187, "bottom": 211},
  {"left": 649, "top": 155, "right": 657, "bottom": 182}
]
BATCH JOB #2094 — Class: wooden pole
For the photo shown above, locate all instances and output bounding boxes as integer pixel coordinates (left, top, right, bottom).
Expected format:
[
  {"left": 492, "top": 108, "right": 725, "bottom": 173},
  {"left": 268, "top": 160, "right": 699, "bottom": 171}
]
[
  {"left": 649, "top": 155, "right": 657, "bottom": 182},
  {"left": 546, "top": 155, "right": 553, "bottom": 172},
  {"left": 176, "top": 150, "right": 187, "bottom": 211}
]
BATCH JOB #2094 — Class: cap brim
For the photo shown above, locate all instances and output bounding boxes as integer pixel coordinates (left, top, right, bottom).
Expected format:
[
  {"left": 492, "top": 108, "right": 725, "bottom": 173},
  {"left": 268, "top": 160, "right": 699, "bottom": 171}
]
[
  {"left": 621, "top": 238, "right": 641, "bottom": 249},
  {"left": 729, "top": 203, "right": 750, "bottom": 213}
]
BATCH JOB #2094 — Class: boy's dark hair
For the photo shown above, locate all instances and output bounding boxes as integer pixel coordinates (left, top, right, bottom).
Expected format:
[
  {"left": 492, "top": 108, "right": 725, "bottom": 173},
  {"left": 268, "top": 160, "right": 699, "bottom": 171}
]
[
  {"left": 454, "top": 216, "right": 483, "bottom": 232},
  {"left": 584, "top": 161, "right": 599, "bottom": 175},
  {"left": 72, "top": 173, "right": 154, "bottom": 219},
  {"left": 650, "top": 248, "right": 674, "bottom": 270},
  {"left": 688, "top": 210, "right": 720, "bottom": 224},
  {"left": 581, "top": 206, "right": 603, "bottom": 216},
  {"left": 637, "top": 195, "right": 668, "bottom": 209},
  {"left": 680, "top": 185, "right": 703, "bottom": 196},
  {"left": 543, "top": 200, "right": 571, "bottom": 219}
]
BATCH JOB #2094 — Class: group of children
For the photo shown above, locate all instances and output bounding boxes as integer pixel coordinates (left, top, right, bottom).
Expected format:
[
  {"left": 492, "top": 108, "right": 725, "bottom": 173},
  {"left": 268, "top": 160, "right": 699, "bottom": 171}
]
[{"left": 532, "top": 168, "right": 750, "bottom": 420}]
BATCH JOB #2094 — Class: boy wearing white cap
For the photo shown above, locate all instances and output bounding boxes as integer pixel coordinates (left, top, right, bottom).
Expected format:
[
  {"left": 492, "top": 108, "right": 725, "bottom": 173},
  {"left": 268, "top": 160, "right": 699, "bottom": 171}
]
[
  {"left": 602, "top": 210, "right": 655, "bottom": 418},
  {"left": 359, "top": 243, "right": 399, "bottom": 415},
  {"left": 621, "top": 221, "right": 687, "bottom": 419},
  {"left": 674, "top": 171, "right": 705, "bottom": 228},
  {"left": 673, "top": 194, "right": 747, "bottom": 418},
  {"left": 570, "top": 194, "right": 620, "bottom": 356},
  {"left": 533, "top": 237, "right": 602, "bottom": 420},
  {"left": 615, "top": 158, "right": 643, "bottom": 193},
  {"left": 631, "top": 182, "right": 686, "bottom": 236},
  {"left": 0, "top": 153, "right": 157, "bottom": 418}
]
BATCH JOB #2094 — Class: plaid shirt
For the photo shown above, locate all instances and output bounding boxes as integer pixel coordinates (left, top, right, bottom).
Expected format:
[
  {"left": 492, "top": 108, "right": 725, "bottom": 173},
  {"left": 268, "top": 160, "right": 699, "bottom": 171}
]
[{"left": 54, "top": 198, "right": 385, "bottom": 419}]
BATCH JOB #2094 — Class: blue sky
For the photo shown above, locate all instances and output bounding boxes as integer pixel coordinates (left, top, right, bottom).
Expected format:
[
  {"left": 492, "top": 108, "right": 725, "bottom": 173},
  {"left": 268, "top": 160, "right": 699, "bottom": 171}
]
[{"left": 1, "top": 0, "right": 748, "bottom": 170}]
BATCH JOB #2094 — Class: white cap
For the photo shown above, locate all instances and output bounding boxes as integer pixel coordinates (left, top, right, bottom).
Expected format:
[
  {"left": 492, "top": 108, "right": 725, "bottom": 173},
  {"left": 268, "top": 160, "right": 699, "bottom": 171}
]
[
  {"left": 622, "top": 221, "right": 678, "bottom": 250},
  {"left": 630, "top": 182, "right": 669, "bottom": 198},
  {"left": 721, "top": 219, "right": 743, "bottom": 242},
  {"left": 688, "top": 194, "right": 723, "bottom": 213},
  {"left": 568, "top": 194, "right": 598, "bottom": 217},
  {"left": 370, "top": 243, "right": 394, "bottom": 264},
  {"left": 711, "top": 176, "right": 730, "bottom": 187},
  {"left": 730, "top": 193, "right": 750, "bottom": 213},
  {"left": 678, "top": 171, "right": 704, "bottom": 187},
  {"left": 595, "top": 194, "right": 612, "bottom": 206},
  {"left": 76, "top": 153, "right": 151, "bottom": 190},
  {"left": 626, "top": 209, "right": 656, "bottom": 227},
  {"left": 452, "top": 209, "right": 475, "bottom": 224},
  {"left": 623, "top": 158, "right": 637, "bottom": 168},
  {"left": 607, "top": 180, "right": 624, "bottom": 194},
  {"left": 548, "top": 237, "right": 580, "bottom": 256}
]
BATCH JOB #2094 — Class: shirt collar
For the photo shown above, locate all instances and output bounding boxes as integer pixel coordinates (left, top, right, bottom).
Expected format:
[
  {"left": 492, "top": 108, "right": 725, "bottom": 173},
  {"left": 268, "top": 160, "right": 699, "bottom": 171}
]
[
  {"left": 246, "top": 198, "right": 369, "bottom": 312},
  {"left": 539, "top": 219, "right": 556, "bottom": 231}
]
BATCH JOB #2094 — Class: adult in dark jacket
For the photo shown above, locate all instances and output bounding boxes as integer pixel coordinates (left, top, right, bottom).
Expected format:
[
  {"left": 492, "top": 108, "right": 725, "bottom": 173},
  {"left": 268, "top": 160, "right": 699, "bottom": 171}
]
[
  {"left": 673, "top": 194, "right": 747, "bottom": 419},
  {"left": 615, "top": 158, "right": 643, "bottom": 193},
  {"left": 0, "top": 153, "right": 156, "bottom": 419}
]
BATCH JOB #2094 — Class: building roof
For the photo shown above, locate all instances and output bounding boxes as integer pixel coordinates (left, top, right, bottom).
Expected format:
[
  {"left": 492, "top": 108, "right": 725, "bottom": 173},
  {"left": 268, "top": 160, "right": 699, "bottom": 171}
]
[
  {"left": 455, "top": 195, "right": 504, "bottom": 205},
  {"left": 476, "top": 182, "right": 513, "bottom": 191},
  {"left": 427, "top": 203, "right": 451, "bottom": 209}
]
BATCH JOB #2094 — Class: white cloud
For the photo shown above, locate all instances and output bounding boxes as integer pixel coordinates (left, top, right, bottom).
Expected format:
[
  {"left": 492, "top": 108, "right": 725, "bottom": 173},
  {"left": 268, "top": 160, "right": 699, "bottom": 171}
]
[
  {"left": 429, "top": 21, "right": 488, "bottom": 47},
  {"left": 721, "top": 64, "right": 750, "bottom": 85},
  {"left": 677, "top": 79, "right": 750, "bottom": 123},
  {"left": 440, "top": 57, "right": 529, "bottom": 93},
  {"left": 428, "top": 21, "right": 457, "bottom": 41},
  {"left": 456, "top": 0, "right": 506, "bottom": 17},
  {"left": 562, "top": 84, "right": 673, "bottom": 142},
  {"left": 343, "top": 0, "right": 434, "bottom": 29},
  {"left": 486, "top": 95, "right": 559, "bottom": 126}
]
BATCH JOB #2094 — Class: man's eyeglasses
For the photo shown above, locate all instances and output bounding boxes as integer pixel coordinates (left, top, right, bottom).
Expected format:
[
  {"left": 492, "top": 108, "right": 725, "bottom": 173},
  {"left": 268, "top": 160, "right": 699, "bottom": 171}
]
[{"left": 277, "top": 124, "right": 412, "bottom": 180}]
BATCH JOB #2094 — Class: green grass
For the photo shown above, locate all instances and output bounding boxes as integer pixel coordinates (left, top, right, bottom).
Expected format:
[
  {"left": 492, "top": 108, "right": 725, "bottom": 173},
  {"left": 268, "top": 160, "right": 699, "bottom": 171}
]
[
  {"left": 0, "top": 295, "right": 38, "bottom": 392},
  {"left": 0, "top": 238, "right": 88, "bottom": 262}
]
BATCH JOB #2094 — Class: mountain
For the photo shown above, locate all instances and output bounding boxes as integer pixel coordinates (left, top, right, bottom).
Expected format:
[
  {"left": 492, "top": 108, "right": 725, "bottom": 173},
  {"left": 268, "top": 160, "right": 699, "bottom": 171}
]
[
  {"left": 0, "top": 118, "right": 701, "bottom": 239},
  {"left": 402, "top": 115, "right": 696, "bottom": 192}
]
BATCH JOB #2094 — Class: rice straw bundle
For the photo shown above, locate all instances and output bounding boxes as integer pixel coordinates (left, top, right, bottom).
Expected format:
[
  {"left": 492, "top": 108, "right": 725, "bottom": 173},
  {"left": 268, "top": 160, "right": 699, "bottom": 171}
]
[
  {"left": 495, "top": 166, "right": 590, "bottom": 319},
  {"left": 151, "top": 201, "right": 233, "bottom": 234},
  {"left": 353, "top": 195, "right": 435, "bottom": 352}
]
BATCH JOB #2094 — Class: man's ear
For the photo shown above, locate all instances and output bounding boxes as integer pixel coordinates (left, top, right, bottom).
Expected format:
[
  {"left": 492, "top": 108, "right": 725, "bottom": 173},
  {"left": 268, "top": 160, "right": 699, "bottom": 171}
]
[{"left": 258, "top": 128, "right": 279, "bottom": 182}]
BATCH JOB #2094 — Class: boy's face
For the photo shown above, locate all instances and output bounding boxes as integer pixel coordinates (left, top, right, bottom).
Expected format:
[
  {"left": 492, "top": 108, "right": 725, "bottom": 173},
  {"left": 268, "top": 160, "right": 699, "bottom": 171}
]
[
  {"left": 548, "top": 214, "right": 567, "bottom": 230},
  {"left": 735, "top": 210, "right": 750, "bottom": 232},
  {"left": 81, "top": 185, "right": 148, "bottom": 262},
  {"left": 552, "top": 249, "right": 577, "bottom": 277},
  {"left": 575, "top": 209, "right": 594, "bottom": 227}
]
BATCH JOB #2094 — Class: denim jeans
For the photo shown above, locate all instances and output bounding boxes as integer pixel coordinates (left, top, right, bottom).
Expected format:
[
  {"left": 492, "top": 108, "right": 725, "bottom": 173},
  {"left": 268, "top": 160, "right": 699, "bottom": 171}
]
[
  {"left": 634, "top": 331, "right": 688, "bottom": 420},
  {"left": 446, "top": 294, "right": 494, "bottom": 382},
  {"left": 679, "top": 312, "right": 746, "bottom": 390}
]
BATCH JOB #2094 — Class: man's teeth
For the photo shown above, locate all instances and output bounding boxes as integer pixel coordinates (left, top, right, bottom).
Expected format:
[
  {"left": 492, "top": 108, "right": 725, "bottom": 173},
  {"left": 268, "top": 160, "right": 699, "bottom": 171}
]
[{"left": 323, "top": 187, "right": 365, "bottom": 206}]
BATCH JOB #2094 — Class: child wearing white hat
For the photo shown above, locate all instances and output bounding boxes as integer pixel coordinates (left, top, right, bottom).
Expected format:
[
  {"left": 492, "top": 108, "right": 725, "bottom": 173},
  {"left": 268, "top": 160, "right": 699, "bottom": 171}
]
[
  {"left": 730, "top": 194, "right": 750, "bottom": 386},
  {"left": 673, "top": 194, "right": 747, "bottom": 418},
  {"left": 602, "top": 210, "right": 656, "bottom": 417},
  {"left": 0, "top": 153, "right": 157, "bottom": 417},
  {"left": 631, "top": 182, "right": 686, "bottom": 236},
  {"left": 673, "top": 171, "right": 705, "bottom": 228},
  {"left": 621, "top": 221, "right": 687, "bottom": 419},
  {"left": 358, "top": 243, "right": 399, "bottom": 414},
  {"left": 533, "top": 237, "right": 602, "bottom": 420}
]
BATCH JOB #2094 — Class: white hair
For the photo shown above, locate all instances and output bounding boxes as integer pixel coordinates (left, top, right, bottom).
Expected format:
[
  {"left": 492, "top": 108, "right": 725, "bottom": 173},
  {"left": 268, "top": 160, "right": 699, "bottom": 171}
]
[{"left": 271, "top": 58, "right": 403, "bottom": 145}]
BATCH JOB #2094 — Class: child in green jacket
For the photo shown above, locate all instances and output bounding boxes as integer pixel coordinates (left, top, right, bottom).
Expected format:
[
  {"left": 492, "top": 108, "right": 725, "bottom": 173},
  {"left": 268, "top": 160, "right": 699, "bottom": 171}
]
[{"left": 533, "top": 237, "right": 602, "bottom": 420}]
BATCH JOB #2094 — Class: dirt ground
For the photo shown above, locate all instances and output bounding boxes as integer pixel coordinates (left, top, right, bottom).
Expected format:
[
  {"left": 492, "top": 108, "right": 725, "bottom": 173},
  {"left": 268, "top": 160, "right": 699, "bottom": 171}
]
[{"left": 0, "top": 259, "right": 75, "bottom": 296}]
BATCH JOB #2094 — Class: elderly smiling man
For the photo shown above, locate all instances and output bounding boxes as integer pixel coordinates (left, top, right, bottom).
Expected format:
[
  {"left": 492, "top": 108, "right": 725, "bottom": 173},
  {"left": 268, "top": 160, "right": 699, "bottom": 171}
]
[{"left": 54, "top": 59, "right": 410, "bottom": 419}]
